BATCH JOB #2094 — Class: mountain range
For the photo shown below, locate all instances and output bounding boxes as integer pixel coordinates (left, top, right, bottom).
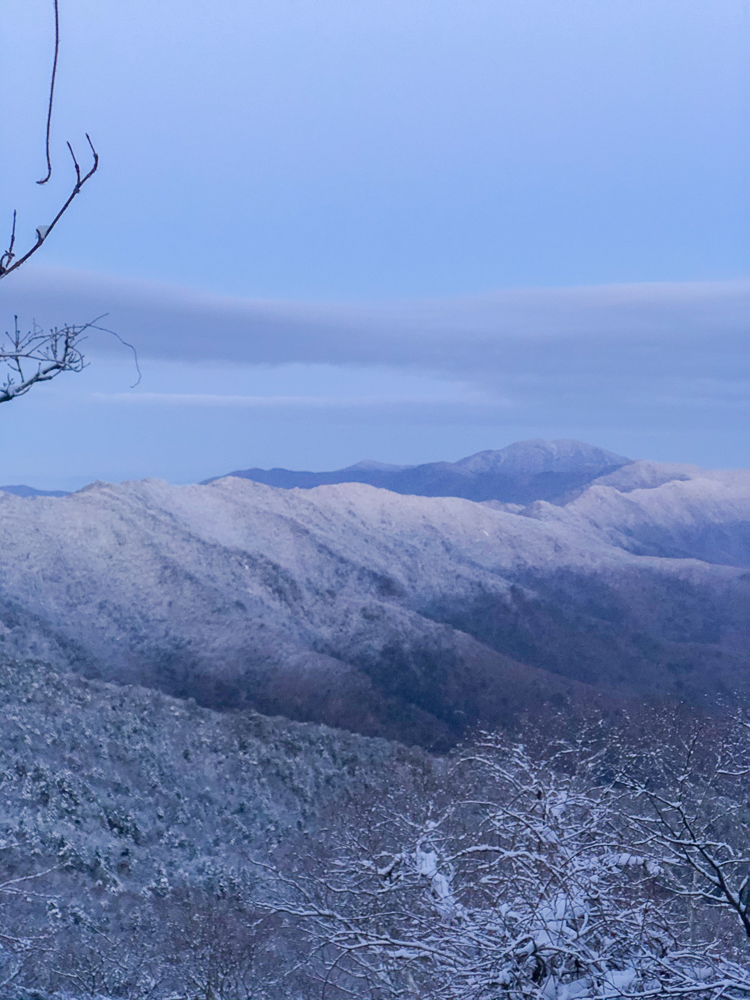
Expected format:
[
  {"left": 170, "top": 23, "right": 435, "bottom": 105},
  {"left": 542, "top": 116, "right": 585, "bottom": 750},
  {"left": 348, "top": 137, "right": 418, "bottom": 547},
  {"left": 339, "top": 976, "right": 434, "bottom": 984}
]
[
  {"left": 1, "top": 439, "right": 749, "bottom": 748},
  {"left": 0, "top": 484, "right": 69, "bottom": 498},
  {"left": 3, "top": 439, "right": 628, "bottom": 504},
  {"left": 202, "top": 438, "right": 631, "bottom": 504}
]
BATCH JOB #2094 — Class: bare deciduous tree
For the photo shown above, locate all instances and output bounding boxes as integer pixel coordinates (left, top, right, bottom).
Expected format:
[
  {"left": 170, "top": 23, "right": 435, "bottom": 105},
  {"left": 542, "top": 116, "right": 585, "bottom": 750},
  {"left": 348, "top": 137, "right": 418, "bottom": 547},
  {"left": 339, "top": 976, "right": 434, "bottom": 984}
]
[
  {"left": 1, "top": 315, "right": 87, "bottom": 404},
  {"left": 160, "top": 889, "right": 271, "bottom": 1000},
  {"left": 622, "top": 715, "right": 750, "bottom": 946},
  {"left": 261, "top": 736, "right": 750, "bottom": 999},
  {"left": 0, "top": 854, "right": 62, "bottom": 992},
  {"left": 0, "top": 0, "right": 99, "bottom": 404}
]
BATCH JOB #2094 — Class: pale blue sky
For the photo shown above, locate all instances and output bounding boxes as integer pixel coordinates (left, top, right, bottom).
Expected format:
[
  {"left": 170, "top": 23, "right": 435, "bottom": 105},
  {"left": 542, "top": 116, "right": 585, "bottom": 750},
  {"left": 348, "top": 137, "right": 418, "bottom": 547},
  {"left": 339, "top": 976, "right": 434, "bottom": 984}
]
[{"left": 0, "top": 1, "right": 748, "bottom": 487}]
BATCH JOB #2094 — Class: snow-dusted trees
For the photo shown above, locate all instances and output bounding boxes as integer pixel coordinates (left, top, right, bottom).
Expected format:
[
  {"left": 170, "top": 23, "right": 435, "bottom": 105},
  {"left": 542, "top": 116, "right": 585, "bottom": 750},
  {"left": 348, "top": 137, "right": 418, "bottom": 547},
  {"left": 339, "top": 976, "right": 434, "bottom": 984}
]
[
  {"left": 622, "top": 715, "right": 750, "bottom": 947},
  {"left": 1, "top": 0, "right": 98, "bottom": 404},
  {"left": 0, "top": 851, "right": 61, "bottom": 992},
  {"left": 264, "top": 734, "right": 750, "bottom": 999}
]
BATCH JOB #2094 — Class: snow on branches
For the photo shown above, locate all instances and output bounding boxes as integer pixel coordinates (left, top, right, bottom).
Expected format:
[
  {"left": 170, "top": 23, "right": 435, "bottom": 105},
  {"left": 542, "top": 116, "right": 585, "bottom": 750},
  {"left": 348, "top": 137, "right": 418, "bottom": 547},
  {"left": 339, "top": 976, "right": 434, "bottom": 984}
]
[
  {"left": 264, "top": 734, "right": 750, "bottom": 999},
  {"left": 0, "top": 316, "right": 87, "bottom": 404},
  {"left": 621, "top": 715, "right": 750, "bottom": 946}
]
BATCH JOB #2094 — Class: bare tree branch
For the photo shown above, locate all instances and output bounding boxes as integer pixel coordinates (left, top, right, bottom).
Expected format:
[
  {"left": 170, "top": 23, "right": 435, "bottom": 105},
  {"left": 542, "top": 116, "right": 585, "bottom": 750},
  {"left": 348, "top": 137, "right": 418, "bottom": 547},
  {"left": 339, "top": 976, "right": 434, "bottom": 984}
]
[
  {"left": 0, "top": 0, "right": 104, "bottom": 404},
  {"left": 0, "top": 135, "right": 99, "bottom": 282},
  {"left": 37, "top": 0, "right": 61, "bottom": 186},
  {"left": 622, "top": 715, "right": 750, "bottom": 944},
  {"left": 262, "top": 735, "right": 750, "bottom": 999},
  {"left": 0, "top": 314, "right": 141, "bottom": 404},
  {"left": 1, "top": 0, "right": 99, "bottom": 281},
  {"left": 0, "top": 315, "right": 87, "bottom": 404}
]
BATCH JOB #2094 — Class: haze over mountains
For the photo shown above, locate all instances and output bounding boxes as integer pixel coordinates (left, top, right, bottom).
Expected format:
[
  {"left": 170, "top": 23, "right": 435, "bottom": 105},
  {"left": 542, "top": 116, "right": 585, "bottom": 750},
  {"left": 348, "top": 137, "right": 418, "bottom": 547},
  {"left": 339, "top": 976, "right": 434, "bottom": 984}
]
[{"left": 1, "top": 439, "right": 749, "bottom": 747}]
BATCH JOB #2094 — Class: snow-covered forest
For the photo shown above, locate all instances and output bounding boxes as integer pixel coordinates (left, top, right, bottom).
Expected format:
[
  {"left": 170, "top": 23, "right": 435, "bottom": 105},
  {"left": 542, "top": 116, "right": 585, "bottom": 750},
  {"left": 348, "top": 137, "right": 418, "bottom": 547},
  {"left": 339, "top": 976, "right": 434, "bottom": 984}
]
[{"left": 2, "top": 655, "right": 750, "bottom": 999}]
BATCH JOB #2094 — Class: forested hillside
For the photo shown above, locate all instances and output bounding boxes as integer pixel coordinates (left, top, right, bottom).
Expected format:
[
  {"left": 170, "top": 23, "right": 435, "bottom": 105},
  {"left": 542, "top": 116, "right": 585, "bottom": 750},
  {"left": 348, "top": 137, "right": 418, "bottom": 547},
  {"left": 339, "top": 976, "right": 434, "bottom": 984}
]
[
  {"left": 2, "top": 656, "right": 750, "bottom": 998},
  {"left": 1, "top": 457, "right": 749, "bottom": 746}
]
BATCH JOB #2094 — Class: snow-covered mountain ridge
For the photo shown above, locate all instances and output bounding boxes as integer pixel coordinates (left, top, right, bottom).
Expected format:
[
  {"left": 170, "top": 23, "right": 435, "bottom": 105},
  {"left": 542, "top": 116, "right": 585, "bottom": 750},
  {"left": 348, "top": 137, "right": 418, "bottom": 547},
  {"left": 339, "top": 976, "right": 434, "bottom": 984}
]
[
  {"left": 1, "top": 454, "right": 749, "bottom": 744},
  {"left": 523, "top": 462, "right": 750, "bottom": 567},
  {"left": 204, "top": 438, "right": 631, "bottom": 504}
]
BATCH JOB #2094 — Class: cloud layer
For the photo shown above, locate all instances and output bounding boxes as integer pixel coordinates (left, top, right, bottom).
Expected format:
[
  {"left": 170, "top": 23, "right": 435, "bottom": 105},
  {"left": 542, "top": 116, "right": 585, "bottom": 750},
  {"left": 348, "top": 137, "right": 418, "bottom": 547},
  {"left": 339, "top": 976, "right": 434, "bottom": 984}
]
[
  {"left": 8, "top": 265, "right": 749, "bottom": 371},
  {"left": 2, "top": 266, "right": 749, "bottom": 486},
  {"left": 7, "top": 266, "right": 750, "bottom": 402}
]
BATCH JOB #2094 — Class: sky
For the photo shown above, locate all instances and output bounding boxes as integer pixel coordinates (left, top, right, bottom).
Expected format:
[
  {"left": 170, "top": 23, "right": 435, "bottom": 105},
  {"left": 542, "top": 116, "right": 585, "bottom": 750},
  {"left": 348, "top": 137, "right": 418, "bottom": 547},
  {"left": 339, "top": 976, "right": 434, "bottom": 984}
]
[{"left": 0, "top": 0, "right": 748, "bottom": 489}]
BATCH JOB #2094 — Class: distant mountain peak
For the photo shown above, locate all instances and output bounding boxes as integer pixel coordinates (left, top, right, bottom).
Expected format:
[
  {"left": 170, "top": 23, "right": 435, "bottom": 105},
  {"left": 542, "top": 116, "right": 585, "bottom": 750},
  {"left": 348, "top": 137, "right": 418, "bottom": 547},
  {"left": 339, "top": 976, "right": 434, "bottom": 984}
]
[
  {"left": 205, "top": 439, "right": 633, "bottom": 505},
  {"left": 454, "top": 439, "right": 631, "bottom": 476}
]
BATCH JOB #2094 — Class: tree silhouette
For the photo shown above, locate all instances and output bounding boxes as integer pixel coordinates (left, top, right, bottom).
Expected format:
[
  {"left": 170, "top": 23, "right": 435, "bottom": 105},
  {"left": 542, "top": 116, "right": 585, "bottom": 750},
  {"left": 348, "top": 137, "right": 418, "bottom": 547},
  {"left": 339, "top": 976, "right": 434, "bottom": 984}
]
[{"left": 0, "top": 0, "right": 99, "bottom": 405}]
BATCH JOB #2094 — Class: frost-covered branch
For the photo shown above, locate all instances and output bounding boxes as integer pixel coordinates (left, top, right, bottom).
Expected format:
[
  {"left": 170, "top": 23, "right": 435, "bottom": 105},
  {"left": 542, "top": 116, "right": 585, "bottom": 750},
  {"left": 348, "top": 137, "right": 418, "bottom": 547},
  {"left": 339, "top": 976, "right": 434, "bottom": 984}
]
[
  {"left": 623, "top": 716, "right": 750, "bottom": 943},
  {"left": 0, "top": 868, "right": 60, "bottom": 895},
  {"left": 0, "top": 316, "right": 87, "bottom": 403},
  {"left": 263, "top": 737, "right": 750, "bottom": 999},
  {"left": 0, "top": 314, "right": 140, "bottom": 402}
]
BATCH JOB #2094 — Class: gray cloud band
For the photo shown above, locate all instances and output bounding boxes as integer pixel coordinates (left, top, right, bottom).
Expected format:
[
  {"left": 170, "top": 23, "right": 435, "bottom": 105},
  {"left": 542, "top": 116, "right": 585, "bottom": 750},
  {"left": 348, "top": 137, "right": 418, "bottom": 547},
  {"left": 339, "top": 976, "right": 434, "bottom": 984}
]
[{"left": 5, "top": 267, "right": 749, "bottom": 391}]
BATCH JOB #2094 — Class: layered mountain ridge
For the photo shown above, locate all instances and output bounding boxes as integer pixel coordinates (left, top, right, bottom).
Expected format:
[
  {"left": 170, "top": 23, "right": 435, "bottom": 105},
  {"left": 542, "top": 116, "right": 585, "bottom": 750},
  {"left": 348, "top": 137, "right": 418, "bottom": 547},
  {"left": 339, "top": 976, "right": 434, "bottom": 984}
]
[
  {"left": 0, "top": 484, "right": 69, "bottom": 498},
  {"left": 202, "top": 438, "right": 632, "bottom": 504},
  {"left": 1, "top": 440, "right": 749, "bottom": 747}
]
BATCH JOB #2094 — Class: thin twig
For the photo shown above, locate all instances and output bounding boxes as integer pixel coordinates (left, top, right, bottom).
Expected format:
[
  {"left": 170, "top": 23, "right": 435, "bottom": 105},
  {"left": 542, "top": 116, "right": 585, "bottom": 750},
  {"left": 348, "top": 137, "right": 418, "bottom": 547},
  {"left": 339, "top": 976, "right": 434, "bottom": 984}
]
[
  {"left": 89, "top": 317, "right": 142, "bottom": 387},
  {"left": 37, "top": 0, "right": 60, "bottom": 185}
]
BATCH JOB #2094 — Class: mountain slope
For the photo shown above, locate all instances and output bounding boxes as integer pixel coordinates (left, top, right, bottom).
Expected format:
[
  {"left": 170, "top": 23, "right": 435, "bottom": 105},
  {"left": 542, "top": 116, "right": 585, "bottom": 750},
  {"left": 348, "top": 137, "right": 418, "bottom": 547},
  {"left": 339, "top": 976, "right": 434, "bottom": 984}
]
[
  {"left": 205, "top": 438, "right": 631, "bottom": 504},
  {"left": 0, "top": 656, "right": 403, "bottom": 883},
  {"left": 0, "top": 653, "right": 422, "bottom": 998},
  {"left": 528, "top": 465, "right": 750, "bottom": 567},
  {"left": 1, "top": 462, "right": 749, "bottom": 745}
]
